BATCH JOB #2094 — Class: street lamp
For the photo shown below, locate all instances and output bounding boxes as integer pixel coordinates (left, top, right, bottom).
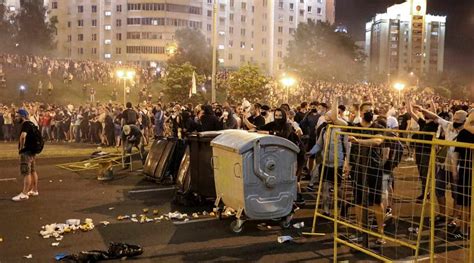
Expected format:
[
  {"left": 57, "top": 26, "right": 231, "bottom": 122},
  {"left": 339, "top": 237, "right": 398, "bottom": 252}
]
[
  {"left": 393, "top": 82, "right": 406, "bottom": 105},
  {"left": 116, "top": 69, "right": 135, "bottom": 106},
  {"left": 280, "top": 76, "right": 296, "bottom": 103}
]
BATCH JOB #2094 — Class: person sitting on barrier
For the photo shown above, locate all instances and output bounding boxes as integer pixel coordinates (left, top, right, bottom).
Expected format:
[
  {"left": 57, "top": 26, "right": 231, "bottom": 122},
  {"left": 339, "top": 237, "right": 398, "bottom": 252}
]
[
  {"left": 259, "top": 108, "right": 306, "bottom": 206},
  {"left": 408, "top": 101, "right": 439, "bottom": 202},
  {"left": 346, "top": 102, "right": 386, "bottom": 245},
  {"left": 117, "top": 124, "right": 145, "bottom": 169},
  {"left": 419, "top": 108, "right": 468, "bottom": 227},
  {"left": 450, "top": 110, "right": 474, "bottom": 240}
]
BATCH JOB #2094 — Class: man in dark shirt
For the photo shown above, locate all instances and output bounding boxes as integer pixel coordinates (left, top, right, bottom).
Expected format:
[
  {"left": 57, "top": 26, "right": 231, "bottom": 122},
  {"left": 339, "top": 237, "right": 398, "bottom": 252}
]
[
  {"left": 197, "top": 104, "right": 221, "bottom": 132},
  {"left": 294, "top": 102, "right": 308, "bottom": 124},
  {"left": 409, "top": 103, "right": 439, "bottom": 201},
  {"left": 121, "top": 102, "right": 138, "bottom": 126},
  {"left": 242, "top": 103, "right": 265, "bottom": 130},
  {"left": 451, "top": 112, "right": 474, "bottom": 239},
  {"left": 12, "top": 109, "right": 40, "bottom": 201},
  {"left": 347, "top": 102, "right": 386, "bottom": 245}
]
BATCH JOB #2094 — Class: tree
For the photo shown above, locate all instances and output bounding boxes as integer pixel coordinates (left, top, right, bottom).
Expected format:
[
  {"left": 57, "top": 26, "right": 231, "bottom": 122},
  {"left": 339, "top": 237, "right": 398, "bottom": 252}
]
[
  {"left": 167, "top": 28, "right": 212, "bottom": 75},
  {"left": 15, "top": 0, "right": 57, "bottom": 55},
  {"left": 162, "top": 62, "right": 206, "bottom": 103},
  {"left": 0, "top": 5, "right": 16, "bottom": 52},
  {"left": 224, "top": 64, "right": 270, "bottom": 104},
  {"left": 285, "top": 20, "right": 365, "bottom": 83}
]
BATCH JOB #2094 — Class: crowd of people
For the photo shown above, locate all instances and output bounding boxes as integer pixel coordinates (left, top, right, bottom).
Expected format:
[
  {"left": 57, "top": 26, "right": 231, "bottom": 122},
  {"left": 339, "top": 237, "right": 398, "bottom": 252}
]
[{"left": 2, "top": 54, "right": 473, "bottom": 246}]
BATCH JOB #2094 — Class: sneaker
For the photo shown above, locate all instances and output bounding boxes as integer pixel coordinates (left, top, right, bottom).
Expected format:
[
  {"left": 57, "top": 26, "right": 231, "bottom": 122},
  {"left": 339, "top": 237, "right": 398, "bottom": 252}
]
[
  {"left": 27, "top": 190, "right": 39, "bottom": 196},
  {"left": 12, "top": 193, "right": 29, "bottom": 201},
  {"left": 306, "top": 185, "right": 315, "bottom": 192},
  {"left": 385, "top": 207, "right": 393, "bottom": 218},
  {"left": 345, "top": 233, "right": 363, "bottom": 243},
  {"left": 449, "top": 228, "right": 468, "bottom": 241}
]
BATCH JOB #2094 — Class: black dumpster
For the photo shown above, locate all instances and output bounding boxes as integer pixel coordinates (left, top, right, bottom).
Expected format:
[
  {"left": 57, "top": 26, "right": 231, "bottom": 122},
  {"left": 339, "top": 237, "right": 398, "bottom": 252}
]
[
  {"left": 143, "top": 138, "right": 176, "bottom": 182},
  {"left": 188, "top": 131, "right": 223, "bottom": 198}
]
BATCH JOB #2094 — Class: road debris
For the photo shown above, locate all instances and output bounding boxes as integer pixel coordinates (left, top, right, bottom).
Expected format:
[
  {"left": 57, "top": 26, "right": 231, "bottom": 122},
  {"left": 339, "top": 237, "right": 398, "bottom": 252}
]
[
  {"left": 51, "top": 242, "right": 60, "bottom": 247},
  {"left": 25, "top": 236, "right": 30, "bottom": 240},
  {"left": 100, "top": 221, "right": 110, "bottom": 226},
  {"left": 23, "top": 254, "right": 33, "bottom": 259},
  {"left": 0, "top": 237, "right": 3, "bottom": 242},
  {"left": 153, "top": 210, "right": 159, "bottom": 215},
  {"left": 293, "top": 222, "right": 305, "bottom": 229},
  {"left": 142, "top": 208, "right": 149, "bottom": 213},
  {"left": 66, "top": 219, "right": 80, "bottom": 226},
  {"left": 108, "top": 207, "right": 115, "bottom": 210},
  {"left": 277, "top": 236, "right": 293, "bottom": 243}
]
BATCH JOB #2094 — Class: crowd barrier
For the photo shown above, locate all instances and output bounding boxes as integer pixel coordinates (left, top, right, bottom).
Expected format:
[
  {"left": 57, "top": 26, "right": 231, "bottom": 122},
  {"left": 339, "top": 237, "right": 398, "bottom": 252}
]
[{"left": 304, "top": 125, "right": 474, "bottom": 263}]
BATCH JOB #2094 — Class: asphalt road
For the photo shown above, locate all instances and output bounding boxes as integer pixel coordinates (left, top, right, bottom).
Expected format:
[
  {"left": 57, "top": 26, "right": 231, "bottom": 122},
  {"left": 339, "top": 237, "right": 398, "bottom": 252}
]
[{"left": 0, "top": 152, "right": 465, "bottom": 262}]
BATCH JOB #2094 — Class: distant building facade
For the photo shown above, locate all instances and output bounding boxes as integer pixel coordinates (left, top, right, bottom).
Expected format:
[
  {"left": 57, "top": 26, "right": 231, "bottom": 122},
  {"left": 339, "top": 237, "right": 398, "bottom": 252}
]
[
  {"left": 365, "top": 0, "right": 446, "bottom": 77},
  {"left": 46, "top": 0, "right": 335, "bottom": 76}
]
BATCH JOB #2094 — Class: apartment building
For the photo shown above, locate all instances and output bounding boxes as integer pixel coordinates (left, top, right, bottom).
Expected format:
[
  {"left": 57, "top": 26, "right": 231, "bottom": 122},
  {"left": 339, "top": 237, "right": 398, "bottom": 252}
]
[
  {"left": 47, "top": 0, "right": 335, "bottom": 76},
  {"left": 365, "top": 0, "right": 446, "bottom": 77}
]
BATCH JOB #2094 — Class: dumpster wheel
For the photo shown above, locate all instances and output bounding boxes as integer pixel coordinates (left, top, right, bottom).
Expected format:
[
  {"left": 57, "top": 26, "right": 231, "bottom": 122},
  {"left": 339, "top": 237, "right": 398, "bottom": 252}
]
[
  {"left": 280, "top": 214, "right": 294, "bottom": 229},
  {"left": 230, "top": 219, "right": 245, "bottom": 233}
]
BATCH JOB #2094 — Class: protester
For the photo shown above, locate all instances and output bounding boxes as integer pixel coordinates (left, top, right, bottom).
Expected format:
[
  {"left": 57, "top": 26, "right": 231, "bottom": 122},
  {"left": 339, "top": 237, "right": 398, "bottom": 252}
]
[{"left": 12, "top": 109, "right": 41, "bottom": 201}]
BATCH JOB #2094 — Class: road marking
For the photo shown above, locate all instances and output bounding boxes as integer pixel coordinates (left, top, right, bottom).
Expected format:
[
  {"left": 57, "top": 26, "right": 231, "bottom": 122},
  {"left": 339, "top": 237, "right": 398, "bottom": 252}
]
[
  {"left": 173, "top": 217, "right": 218, "bottom": 225},
  {"left": 398, "top": 166, "right": 417, "bottom": 169},
  {"left": 128, "top": 187, "right": 175, "bottom": 194},
  {"left": 0, "top": 178, "right": 17, "bottom": 182}
]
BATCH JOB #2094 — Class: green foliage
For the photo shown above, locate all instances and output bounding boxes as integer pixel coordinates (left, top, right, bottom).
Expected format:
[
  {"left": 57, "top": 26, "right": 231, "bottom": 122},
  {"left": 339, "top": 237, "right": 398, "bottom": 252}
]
[
  {"left": 224, "top": 64, "right": 270, "bottom": 104},
  {"left": 285, "top": 20, "right": 365, "bottom": 83},
  {"left": 162, "top": 62, "right": 206, "bottom": 103},
  {"left": 14, "top": 1, "right": 57, "bottom": 54},
  {"left": 167, "top": 28, "right": 212, "bottom": 75}
]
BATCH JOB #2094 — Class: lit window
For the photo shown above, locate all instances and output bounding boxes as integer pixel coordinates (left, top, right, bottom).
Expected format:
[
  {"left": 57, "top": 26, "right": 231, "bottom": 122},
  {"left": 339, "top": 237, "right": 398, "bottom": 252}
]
[
  {"left": 218, "top": 44, "right": 225, "bottom": 49},
  {"left": 104, "top": 53, "right": 112, "bottom": 59},
  {"left": 105, "top": 39, "right": 112, "bottom": 44},
  {"left": 105, "top": 11, "right": 112, "bottom": 16},
  {"left": 105, "top": 25, "right": 112, "bottom": 30}
]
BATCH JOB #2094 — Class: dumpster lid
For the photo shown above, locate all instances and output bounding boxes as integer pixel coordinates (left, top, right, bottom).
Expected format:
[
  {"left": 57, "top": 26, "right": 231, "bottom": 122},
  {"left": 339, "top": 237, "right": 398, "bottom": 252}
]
[{"left": 210, "top": 130, "right": 299, "bottom": 154}]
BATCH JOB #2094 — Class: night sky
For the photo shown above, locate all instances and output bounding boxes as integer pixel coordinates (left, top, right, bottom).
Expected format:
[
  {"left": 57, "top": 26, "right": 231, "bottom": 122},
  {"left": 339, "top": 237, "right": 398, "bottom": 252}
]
[{"left": 336, "top": 0, "right": 474, "bottom": 75}]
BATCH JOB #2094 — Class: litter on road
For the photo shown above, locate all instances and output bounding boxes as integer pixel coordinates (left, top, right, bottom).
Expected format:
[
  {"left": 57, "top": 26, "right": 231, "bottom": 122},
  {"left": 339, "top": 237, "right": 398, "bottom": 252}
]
[
  {"left": 277, "top": 236, "right": 293, "bottom": 243},
  {"left": 293, "top": 222, "right": 305, "bottom": 229},
  {"left": 23, "top": 254, "right": 33, "bottom": 259},
  {"left": 51, "top": 242, "right": 60, "bottom": 247}
]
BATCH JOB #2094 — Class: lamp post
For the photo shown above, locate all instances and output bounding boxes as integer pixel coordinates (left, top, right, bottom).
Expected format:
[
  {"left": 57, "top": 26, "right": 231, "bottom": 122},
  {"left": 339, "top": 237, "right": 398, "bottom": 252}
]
[
  {"left": 393, "top": 82, "right": 406, "bottom": 106},
  {"left": 116, "top": 69, "right": 135, "bottom": 106},
  {"left": 280, "top": 76, "right": 296, "bottom": 104}
]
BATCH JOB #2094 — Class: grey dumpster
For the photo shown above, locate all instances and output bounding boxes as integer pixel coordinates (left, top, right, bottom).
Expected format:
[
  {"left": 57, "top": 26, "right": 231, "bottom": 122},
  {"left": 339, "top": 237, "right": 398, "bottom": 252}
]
[{"left": 211, "top": 130, "right": 299, "bottom": 233}]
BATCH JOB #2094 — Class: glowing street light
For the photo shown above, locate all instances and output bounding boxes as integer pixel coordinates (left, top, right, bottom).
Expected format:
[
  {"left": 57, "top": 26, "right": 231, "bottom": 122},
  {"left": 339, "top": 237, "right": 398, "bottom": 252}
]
[
  {"left": 280, "top": 76, "right": 297, "bottom": 103},
  {"left": 116, "top": 69, "right": 136, "bottom": 105},
  {"left": 393, "top": 82, "right": 406, "bottom": 105}
]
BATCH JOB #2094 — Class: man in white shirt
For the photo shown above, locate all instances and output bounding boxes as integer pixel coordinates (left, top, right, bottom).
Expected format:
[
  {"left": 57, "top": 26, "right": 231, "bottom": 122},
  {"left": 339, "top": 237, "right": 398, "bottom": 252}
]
[{"left": 419, "top": 108, "right": 468, "bottom": 226}]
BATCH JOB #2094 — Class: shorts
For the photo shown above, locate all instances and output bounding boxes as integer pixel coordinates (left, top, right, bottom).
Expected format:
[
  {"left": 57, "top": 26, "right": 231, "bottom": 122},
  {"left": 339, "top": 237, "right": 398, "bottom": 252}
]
[
  {"left": 20, "top": 153, "right": 36, "bottom": 176},
  {"left": 435, "top": 167, "right": 456, "bottom": 199},
  {"left": 352, "top": 168, "right": 383, "bottom": 206}
]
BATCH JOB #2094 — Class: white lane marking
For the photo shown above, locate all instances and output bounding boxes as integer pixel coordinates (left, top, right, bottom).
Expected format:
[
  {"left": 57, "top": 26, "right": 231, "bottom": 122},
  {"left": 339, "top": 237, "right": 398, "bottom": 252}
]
[
  {"left": 173, "top": 217, "right": 218, "bottom": 225},
  {"left": 128, "top": 187, "right": 175, "bottom": 194},
  {"left": 0, "top": 178, "right": 17, "bottom": 182}
]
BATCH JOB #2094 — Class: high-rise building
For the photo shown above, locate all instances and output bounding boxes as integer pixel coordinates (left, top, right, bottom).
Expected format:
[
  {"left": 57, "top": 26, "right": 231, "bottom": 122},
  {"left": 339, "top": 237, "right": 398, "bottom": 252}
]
[
  {"left": 48, "top": 0, "right": 335, "bottom": 76},
  {"left": 365, "top": 0, "right": 446, "bottom": 77}
]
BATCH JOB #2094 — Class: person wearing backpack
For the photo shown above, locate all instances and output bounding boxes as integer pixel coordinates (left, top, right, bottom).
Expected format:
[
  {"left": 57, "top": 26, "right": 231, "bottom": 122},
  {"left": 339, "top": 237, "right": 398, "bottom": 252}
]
[{"left": 12, "top": 109, "right": 44, "bottom": 201}]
